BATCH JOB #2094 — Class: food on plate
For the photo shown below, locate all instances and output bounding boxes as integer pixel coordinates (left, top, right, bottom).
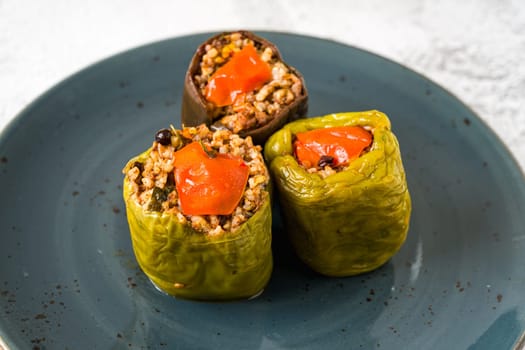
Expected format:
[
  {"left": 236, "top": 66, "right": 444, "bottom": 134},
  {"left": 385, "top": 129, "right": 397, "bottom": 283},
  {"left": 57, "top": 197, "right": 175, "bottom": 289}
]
[
  {"left": 122, "top": 124, "right": 272, "bottom": 300},
  {"left": 182, "top": 30, "right": 308, "bottom": 145},
  {"left": 264, "top": 110, "right": 411, "bottom": 277}
]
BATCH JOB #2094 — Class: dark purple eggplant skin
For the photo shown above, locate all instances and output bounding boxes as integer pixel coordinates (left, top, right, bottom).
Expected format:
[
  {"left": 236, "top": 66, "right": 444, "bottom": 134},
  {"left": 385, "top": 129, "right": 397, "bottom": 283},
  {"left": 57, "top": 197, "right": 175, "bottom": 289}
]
[{"left": 181, "top": 30, "right": 308, "bottom": 145}]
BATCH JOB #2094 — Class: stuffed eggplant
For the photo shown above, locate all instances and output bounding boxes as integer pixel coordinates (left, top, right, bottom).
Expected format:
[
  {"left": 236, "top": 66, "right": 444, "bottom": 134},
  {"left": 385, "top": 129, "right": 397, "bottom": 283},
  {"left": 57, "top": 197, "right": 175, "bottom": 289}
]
[
  {"left": 122, "top": 125, "right": 272, "bottom": 300},
  {"left": 264, "top": 110, "right": 411, "bottom": 277},
  {"left": 182, "top": 30, "right": 308, "bottom": 145}
]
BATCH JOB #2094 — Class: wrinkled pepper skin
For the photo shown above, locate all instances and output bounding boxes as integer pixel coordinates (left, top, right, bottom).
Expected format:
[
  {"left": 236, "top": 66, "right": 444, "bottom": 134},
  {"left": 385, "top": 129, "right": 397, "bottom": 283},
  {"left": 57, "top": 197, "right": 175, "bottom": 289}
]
[
  {"left": 181, "top": 30, "right": 308, "bottom": 145},
  {"left": 122, "top": 150, "right": 273, "bottom": 301},
  {"left": 264, "top": 110, "right": 411, "bottom": 277}
]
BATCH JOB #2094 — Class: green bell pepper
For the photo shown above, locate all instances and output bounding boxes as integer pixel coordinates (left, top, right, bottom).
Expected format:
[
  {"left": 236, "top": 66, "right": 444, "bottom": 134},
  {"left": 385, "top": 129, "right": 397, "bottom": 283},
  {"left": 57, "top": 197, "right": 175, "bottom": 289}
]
[
  {"left": 122, "top": 149, "right": 273, "bottom": 301},
  {"left": 264, "top": 110, "right": 411, "bottom": 277}
]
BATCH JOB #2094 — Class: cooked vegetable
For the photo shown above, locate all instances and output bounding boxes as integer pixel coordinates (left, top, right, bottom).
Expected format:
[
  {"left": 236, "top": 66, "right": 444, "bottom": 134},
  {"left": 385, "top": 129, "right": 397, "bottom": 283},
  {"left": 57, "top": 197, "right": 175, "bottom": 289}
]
[
  {"left": 293, "top": 126, "right": 373, "bottom": 169},
  {"left": 264, "top": 110, "right": 411, "bottom": 277},
  {"left": 182, "top": 30, "right": 308, "bottom": 145},
  {"left": 172, "top": 141, "right": 250, "bottom": 216},
  {"left": 122, "top": 125, "right": 273, "bottom": 300},
  {"left": 204, "top": 44, "right": 272, "bottom": 106}
]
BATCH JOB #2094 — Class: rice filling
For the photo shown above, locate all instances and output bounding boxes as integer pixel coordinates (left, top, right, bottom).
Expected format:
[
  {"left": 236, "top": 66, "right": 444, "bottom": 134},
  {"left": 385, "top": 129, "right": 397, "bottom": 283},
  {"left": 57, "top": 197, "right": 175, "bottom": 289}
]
[{"left": 123, "top": 125, "right": 270, "bottom": 236}]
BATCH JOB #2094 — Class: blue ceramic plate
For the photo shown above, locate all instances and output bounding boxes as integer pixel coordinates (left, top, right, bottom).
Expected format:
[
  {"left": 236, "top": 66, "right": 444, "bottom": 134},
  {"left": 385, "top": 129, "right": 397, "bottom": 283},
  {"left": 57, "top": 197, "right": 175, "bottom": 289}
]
[{"left": 1, "top": 32, "right": 525, "bottom": 350}]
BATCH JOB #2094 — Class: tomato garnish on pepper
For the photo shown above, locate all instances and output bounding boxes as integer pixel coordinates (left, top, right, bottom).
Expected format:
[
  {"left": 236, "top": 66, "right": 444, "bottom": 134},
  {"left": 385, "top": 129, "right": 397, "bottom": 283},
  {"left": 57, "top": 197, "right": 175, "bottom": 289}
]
[
  {"left": 294, "top": 126, "right": 372, "bottom": 168},
  {"left": 204, "top": 45, "right": 272, "bottom": 107},
  {"left": 173, "top": 142, "right": 249, "bottom": 216}
]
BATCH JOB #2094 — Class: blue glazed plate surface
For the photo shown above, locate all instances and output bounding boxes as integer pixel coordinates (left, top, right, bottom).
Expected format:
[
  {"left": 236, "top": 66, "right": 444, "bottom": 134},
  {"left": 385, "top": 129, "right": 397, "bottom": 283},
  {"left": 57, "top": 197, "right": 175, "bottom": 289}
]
[{"left": 1, "top": 32, "right": 525, "bottom": 349}]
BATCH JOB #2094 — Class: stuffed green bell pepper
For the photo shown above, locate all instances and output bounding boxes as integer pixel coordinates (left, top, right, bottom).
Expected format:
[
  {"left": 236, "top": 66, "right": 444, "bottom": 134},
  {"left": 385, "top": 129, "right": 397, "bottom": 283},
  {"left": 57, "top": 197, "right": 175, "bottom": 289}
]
[
  {"left": 264, "top": 110, "right": 411, "bottom": 277},
  {"left": 122, "top": 124, "right": 272, "bottom": 300}
]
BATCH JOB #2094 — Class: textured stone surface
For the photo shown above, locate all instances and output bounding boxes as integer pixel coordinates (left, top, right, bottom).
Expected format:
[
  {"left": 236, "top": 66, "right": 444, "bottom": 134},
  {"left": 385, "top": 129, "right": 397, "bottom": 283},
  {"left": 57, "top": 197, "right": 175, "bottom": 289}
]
[{"left": 1, "top": 0, "right": 524, "bottom": 170}]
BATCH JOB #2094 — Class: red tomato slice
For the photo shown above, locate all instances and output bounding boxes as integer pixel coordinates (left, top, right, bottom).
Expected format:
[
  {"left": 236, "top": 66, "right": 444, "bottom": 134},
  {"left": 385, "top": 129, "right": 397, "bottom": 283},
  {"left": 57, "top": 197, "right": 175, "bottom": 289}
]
[
  {"left": 173, "top": 142, "right": 249, "bottom": 216},
  {"left": 204, "top": 45, "right": 272, "bottom": 106},
  {"left": 294, "top": 126, "right": 372, "bottom": 168}
]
